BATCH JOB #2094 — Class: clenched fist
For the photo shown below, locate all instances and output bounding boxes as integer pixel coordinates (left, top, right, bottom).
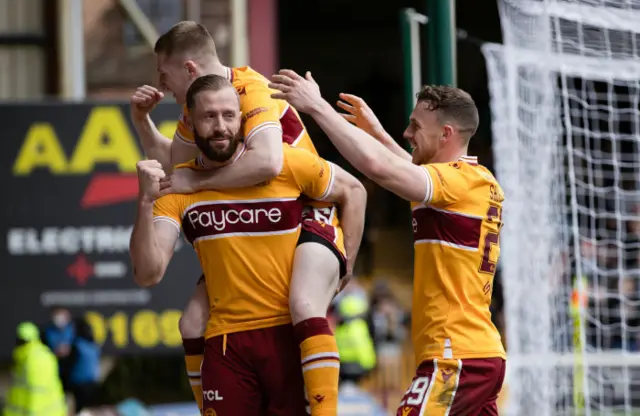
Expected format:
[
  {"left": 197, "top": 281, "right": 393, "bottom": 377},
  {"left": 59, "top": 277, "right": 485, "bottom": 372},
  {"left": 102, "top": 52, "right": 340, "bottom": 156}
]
[
  {"left": 130, "top": 85, "right": 164, "bottom": 121},
  {"left": 137, "top": 160, "right": 166, "bottom": 202}
]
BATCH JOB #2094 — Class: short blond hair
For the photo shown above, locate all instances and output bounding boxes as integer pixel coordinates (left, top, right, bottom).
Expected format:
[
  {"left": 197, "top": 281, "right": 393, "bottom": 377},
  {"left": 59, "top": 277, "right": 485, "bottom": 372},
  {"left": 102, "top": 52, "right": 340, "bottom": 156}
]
[{"left": 154, "top": 21, "right": 216, "bottom": 58}]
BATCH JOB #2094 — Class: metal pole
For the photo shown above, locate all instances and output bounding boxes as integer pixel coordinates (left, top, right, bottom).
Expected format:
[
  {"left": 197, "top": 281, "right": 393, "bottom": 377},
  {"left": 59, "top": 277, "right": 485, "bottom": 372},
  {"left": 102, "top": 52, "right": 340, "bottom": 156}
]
[
  {"left": 186, "top": 0, "right": 202, "bottom": 22},
  {"left": 231, "top": 0, "right": 249, "bottom": 67},
  {"left": 400, "top": 9, "right": 428, "bottom": 121},
  {"left": 426, "top": 0, "right": 456, "bottom": 86},
  {"left": 58, "top": 0, "right": 85, "bottom": 100}
]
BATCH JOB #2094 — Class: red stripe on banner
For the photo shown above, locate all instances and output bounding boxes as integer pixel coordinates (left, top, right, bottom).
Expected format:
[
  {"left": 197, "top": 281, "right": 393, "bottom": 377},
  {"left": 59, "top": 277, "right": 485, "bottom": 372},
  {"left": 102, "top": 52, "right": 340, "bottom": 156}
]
[{"left": 81, "top": 173, "right": 139, "bottom": 209}]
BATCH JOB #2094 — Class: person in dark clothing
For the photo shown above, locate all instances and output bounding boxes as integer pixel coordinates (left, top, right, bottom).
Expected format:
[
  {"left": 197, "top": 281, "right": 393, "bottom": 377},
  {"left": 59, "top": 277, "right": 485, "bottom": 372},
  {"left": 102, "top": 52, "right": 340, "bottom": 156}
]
[
  {"left": 41, "top": 307, "right": 75, "bottom": 390},
  {"left": 67, "top": 318, "right": 101, "bottom": 413}
]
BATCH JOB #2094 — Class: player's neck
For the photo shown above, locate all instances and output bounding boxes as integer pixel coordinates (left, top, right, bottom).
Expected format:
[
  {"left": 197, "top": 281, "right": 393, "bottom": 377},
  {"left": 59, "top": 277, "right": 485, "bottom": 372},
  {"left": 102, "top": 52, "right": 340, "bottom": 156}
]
[
  {"left": 201, "top": 60, "right": 229, "bottom": 79},
  {"left": 432, "top": 146, "right": 469, "bottom": 164},
  {"left": 200, "top": 142, "right": 246, "bottom": 169}
]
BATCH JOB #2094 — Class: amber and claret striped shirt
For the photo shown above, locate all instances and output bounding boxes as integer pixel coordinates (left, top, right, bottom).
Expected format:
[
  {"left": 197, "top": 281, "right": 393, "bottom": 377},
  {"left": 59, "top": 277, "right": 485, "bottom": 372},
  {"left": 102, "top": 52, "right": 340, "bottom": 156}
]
[
  {"left": 173, "top": 65, "right": 343, "bottom": 242},
  {"left": 410, "top": 156, "right": 506, "bottom": 364},
  {"left": 153, "top": 145, "right": 335, "bottom": 339}
]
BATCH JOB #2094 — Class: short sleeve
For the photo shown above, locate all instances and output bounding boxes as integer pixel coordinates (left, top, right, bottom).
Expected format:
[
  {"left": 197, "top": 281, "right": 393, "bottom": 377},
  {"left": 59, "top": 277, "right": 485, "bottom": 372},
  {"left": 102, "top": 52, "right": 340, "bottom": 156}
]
[
  {"left": 286, "top": 147, "right": 334, "bottom": 201},
  {"left": 240, "top": 83, "right": 283, "bottom": 143},
  {"left": 153, "top": 195, "right": 183, "bottom": 232},
  {"left": 173, "top": 106, "right": 196, "bottom": 146},
  {"left": 421, "top": 162, "right": 467, "bottom": 207}
]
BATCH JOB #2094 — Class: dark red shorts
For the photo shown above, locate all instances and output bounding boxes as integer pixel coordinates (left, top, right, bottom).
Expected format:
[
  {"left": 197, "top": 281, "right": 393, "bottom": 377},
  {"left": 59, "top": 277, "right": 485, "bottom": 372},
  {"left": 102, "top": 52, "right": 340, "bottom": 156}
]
[
  {"left": 396, "top": 358, "right": 506, "bottom": 416},
  {"left": 201, "top": 324, "right": 306, "bottom": 416}
]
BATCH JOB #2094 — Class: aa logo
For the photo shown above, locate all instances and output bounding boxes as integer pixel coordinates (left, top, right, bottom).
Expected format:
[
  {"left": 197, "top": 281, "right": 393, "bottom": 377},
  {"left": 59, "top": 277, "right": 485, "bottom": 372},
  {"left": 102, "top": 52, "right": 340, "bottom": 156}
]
[
  {"left": 204, "top": 409, "right": 217, "bottom": 416},
  {"left": 401, "top": 406, "right": 412, "bottom": 416}
]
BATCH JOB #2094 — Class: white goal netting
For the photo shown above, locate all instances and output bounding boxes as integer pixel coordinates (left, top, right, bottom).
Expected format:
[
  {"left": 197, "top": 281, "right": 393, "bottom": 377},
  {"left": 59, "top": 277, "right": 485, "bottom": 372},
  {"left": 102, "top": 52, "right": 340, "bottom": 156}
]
[{"left": 483, "top": 1, "right": 640, "bottom": 415}]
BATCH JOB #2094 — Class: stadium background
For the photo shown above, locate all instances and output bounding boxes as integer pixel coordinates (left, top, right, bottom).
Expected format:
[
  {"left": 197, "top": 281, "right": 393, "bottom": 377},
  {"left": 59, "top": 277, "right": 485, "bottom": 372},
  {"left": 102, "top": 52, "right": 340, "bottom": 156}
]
[{"left": 0, "top": 0, "right": 505, "bottom": 414}]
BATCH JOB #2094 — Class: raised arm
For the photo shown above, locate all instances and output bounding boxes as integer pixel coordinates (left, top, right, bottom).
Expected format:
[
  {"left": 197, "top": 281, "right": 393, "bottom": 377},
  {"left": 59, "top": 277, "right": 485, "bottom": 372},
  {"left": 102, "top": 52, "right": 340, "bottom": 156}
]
[
  {"left": 130, "top": 85, "right": 174, "bottom": 172},
  {"left": 271, "top": 70, "right": 430, "bottom": 203},
  {"left": 337, "top": 93, "right": 412, "bottom": 162},
  {"left": 130, "top": 160, "right": 180, "bottom": 287}
]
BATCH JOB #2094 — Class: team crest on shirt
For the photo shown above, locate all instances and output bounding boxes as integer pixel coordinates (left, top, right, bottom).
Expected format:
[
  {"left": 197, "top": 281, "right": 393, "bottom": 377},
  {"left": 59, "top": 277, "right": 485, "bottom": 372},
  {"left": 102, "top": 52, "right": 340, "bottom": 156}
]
[{"left": 203, "top": 409, "right": 217, "bottom": 416}]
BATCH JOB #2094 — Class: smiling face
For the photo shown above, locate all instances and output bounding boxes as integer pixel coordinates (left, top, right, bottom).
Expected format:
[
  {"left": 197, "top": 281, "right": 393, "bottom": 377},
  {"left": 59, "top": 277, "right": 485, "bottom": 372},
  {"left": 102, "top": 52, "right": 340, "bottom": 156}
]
[
  {"left": 189, "top": 83, "right": 242, "bottom": 163},
  {"left": 403, "top": 85, "right": 480, "bottom": 165},
  {"left": 403, "top": 103, "right": 451, "bottom": 165}
]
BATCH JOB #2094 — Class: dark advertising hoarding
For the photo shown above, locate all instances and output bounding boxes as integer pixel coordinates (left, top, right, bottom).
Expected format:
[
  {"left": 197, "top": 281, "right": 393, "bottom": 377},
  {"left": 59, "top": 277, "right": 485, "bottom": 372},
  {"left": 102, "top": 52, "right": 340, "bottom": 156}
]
[{"left": 0, "top": 103, "right": 201, "bottom": 359}]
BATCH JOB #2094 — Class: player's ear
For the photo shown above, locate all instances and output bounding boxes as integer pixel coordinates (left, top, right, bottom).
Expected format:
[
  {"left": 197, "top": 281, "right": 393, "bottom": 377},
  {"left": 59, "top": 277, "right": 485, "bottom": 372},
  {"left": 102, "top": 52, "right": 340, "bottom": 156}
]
[
  {"left": 184, "top": 61, "right": 198, "bottom": 79},
  {"left": 442, "top": 124, "right": 454, "bottom": 142}
]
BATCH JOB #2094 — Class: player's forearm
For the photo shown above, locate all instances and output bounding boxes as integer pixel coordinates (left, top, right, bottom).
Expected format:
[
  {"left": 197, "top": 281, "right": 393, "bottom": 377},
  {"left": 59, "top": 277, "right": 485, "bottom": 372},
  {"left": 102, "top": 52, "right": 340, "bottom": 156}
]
[
  {"left": 310, "top": 102, "right": 399, "bottom": 183},
  {"left": 191, "top": 132, "right": 283, "bottom": 191},
  {"left": 130, "top": 199, "right": 166, "bottom": 287},
  {"left": 337, "top": 181, "right": 367, "bottom": 275},
  {"left": 132, "top": 115, "right": 173, "bottom": 172},
  {"left": 376, "top": 131, "right": 412, "bottom": 161}
]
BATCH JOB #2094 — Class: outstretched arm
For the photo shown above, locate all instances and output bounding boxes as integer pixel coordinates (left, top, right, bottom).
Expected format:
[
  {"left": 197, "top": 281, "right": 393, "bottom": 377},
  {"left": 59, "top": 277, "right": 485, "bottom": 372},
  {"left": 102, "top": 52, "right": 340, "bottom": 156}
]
[
  {"left": 270, "top": 70, "right": 430, "bottom": 203},
  {"left": 130, "top": 160, "right": 180, "bottom": 287},
  {"left": 337, "top": 93, "right": 412, "bottom": 162}
]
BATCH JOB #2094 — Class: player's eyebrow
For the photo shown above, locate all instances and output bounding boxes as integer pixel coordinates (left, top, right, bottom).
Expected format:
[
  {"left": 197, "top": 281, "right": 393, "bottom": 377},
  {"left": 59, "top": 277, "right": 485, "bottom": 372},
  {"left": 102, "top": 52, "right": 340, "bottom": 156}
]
[{"left": 409, "top": 117, "right": 420, "bottom": 127}]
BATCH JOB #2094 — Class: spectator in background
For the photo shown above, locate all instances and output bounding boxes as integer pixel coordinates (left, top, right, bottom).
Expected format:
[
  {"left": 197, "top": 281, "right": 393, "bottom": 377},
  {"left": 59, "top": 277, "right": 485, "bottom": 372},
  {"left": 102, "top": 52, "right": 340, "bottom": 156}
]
[
  {"left": 68, "top": 319, "right": 101, "bottom": 413},
  {"left": 3, "top": 322, "right": 66, "bottom": 416},
  {"left": 42, "top": 306, "right": 75, "bottom": 390},
  {"left": 367, "top": 280, "right": 408, "bottom": 353},
  {"left": 335, "top": 294, "right": 376, "bottom": 384}
]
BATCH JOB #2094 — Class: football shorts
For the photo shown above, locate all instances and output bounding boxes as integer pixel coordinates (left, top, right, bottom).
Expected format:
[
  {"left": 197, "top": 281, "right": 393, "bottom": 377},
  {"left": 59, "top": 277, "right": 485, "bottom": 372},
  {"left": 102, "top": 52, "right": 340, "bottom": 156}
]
[
  {"left": 201, "top": 324, "right": 307, "bottom": 415},
  {"left": 396, "top": 357, "right": 506, "bottom": 416}
]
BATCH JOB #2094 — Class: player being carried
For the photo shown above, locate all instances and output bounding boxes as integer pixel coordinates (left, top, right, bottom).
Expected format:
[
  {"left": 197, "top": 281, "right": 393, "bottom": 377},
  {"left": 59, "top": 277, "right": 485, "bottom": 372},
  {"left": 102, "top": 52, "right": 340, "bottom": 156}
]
[
  {"left": 270, "top": 70, "right": 506, "bottom": 416},
  {"left": 129, "top": 22, "right": 365, "bottom": 415},
  {"left": 130, "top": 74, "right": 366, "bottom": 415}
]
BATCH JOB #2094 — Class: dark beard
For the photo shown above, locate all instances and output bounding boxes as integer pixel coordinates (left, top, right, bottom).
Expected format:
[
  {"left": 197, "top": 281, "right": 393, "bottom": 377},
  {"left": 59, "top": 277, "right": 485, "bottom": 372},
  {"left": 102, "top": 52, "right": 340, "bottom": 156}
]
[{"left": 194, "top": 128, "right": 243, "bottom": 163}]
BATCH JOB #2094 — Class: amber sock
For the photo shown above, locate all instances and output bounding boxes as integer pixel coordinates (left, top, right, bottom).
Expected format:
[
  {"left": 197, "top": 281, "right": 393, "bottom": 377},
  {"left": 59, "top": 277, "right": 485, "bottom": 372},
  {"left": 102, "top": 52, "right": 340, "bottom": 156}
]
[
  {"left": 182, "top": 337, "right": 205, "bottom": 411},
  {"left": 294, "top": 318, "right": 340, "bottom": 415}
]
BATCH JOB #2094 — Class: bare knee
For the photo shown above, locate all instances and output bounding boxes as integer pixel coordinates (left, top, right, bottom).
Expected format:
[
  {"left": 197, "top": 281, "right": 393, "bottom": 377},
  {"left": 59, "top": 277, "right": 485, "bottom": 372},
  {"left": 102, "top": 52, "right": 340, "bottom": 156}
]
[
  {"left": 289, "top": 293, "right": 316, "bottom": 324},
  {"left": 179, "top": 284, "right": 209, "bottom": 339}
]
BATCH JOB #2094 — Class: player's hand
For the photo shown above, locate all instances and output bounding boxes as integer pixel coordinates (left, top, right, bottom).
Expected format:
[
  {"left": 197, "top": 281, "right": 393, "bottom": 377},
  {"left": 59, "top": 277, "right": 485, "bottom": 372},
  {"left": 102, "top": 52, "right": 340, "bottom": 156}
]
[
  {"left": 136, "top": 160, "right": 166, "bottom": 202},
  {"left": 269, "top": 70, "right": 325, "bottom": 114},
  {"left": 336, "top": 93, "right": 385, "bottom": 139},
  {"left": 130, "top": 85, "right": 164, "bottom": 121},
  {"left": 158, "top": 168, "right": 199, "bottom": 196}
]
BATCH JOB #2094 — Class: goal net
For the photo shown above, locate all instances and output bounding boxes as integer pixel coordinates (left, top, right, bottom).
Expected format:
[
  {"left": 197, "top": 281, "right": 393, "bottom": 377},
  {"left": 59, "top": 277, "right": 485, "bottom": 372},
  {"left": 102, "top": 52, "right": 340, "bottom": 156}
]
[{"left": 483, "top": 1, "right": 640, "bottom": 415}]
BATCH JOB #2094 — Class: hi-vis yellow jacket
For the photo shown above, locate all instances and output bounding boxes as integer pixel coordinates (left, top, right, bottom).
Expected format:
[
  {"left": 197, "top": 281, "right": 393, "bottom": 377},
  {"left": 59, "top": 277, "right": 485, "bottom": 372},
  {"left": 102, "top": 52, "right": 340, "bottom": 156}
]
[{"left": 3, "top": 340, "right": 67, "bottom": 416}]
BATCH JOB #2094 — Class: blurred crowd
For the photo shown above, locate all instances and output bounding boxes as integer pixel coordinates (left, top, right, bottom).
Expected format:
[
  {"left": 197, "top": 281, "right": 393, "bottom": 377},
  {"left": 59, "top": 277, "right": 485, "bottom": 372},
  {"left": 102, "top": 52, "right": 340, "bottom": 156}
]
[
  {"left": 328, "top": 278, "right": 410, "bottom": 388},
  {"left": 3, "top": 308, "right": 101, "bottom": 416}
]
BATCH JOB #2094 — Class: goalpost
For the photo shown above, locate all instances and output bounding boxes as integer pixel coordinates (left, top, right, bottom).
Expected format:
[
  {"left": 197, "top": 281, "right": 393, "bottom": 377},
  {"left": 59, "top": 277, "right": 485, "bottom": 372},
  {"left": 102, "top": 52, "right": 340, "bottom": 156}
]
[{"left": 484, "top": 0, "right": 640, "bottom": 415}]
